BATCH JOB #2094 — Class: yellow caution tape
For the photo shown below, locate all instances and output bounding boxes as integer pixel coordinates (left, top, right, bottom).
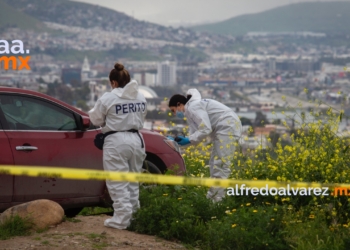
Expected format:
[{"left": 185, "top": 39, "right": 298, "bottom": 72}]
[{"left": 0, "top": 165, "right": 350, "bottom": 190}]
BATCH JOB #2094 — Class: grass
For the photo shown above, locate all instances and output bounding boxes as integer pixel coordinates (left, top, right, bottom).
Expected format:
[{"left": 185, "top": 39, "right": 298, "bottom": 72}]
[
  {"left": 63, "top": 216, "right": 82, "bottom": 223},
  {"left": 41, "top": 240, "right": 50, "bottom": 245},
  {"left": 0, "top": 215, "right": 33, "bottom": 240},
  {"left": 35, "top": 227, "right": 49, "bottom": 233},
  {"left": 86, "top": 233, "right": 109, "bottom": 249},
  {"left": 79, "top": 207, "right": 113, "bottom": 216}
]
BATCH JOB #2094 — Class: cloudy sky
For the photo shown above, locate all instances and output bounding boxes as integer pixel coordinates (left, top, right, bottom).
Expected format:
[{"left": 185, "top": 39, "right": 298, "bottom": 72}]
[{"left": 73, "top": 0, "right": 334, "bottom": 27}]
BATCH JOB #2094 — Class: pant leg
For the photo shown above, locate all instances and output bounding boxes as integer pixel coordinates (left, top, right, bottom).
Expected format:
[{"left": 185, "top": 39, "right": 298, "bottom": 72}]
[
  {"left": 103, "top": 135, "right": 133, "bottom": 229},
  {"left": 206, "top": 137, "right": 234, "bottom": 202},
  {"left": 128, "top": 134, "right": 146, "bottom": 213},
  {"left": 207, "top": 118, "right": 239, "bottom": 202}
]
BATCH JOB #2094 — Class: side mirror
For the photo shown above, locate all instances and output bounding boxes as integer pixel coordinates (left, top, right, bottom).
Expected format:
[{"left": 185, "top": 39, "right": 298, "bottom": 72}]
[{"left": 81, "top": 116, "right": 91, "bottom": 130}]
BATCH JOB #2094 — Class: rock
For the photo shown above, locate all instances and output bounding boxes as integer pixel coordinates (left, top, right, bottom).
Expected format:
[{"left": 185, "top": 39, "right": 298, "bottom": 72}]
[{"left": 0, "top": 199, "right": 64, "bottom": 229}]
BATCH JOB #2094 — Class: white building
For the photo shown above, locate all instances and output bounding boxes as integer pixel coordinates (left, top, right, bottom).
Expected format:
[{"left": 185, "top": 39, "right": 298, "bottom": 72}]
[
  {"left": 133, "top": 72, "right": 157, "bottom": 87},
  {"left": 157, "top": 61, "right": 177, "bottom": 86},
  {"left": 81, "top": 56, "right": 91, "bottom": 82}
]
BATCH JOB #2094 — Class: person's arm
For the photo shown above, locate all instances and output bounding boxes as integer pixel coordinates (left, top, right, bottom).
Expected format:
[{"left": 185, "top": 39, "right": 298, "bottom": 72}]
[
  {"left": 88, "top": 99, "right": 106, "bottom": 127},
  {"left": 187, "top": 103, "right": 212, "bottom": 144}
]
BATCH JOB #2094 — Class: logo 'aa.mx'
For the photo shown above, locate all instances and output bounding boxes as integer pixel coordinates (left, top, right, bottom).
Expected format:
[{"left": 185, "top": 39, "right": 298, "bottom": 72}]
[{"left": 0, "top": 40, "right": 31, "bottom": 70}]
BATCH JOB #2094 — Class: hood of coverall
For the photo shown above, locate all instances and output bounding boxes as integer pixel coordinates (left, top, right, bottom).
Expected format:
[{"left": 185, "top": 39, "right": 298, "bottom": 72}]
[
  {"left": 186, "top": 89, "right": 202, "bottom": 102},
  {"left": 111, "top": 80, "right": 139, "bottom": 99}
]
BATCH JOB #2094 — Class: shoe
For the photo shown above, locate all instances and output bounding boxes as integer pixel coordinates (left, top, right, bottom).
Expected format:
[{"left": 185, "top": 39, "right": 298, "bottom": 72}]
[{"left": 104, "top": 218, "right": 127, "bottom": 230}]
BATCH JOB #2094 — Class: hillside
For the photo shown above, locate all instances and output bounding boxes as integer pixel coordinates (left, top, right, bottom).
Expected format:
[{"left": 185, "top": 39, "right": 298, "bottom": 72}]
[
  {"left": 0, "top": 0, "right": 46, "bottom": 31},
  {"left": 2, "top": 0, "right": 198, "bottom": 42},
  {"left": 192, "top": 1, "right": 350, "bottom": 36}
]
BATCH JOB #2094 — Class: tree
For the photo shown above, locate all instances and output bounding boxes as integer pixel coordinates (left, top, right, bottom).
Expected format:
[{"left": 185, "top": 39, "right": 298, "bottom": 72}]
[
  {"left": 240, "top": 117, "right": 252, "bottom": 126},
  {"left": 77, "top": 100, "right": 89, "bottom": 111},
  {"left": 269, "top": 131, "right": 280, "bottom": 148},
  {"left": 56, "top": 84, "right": 74, "bottom": 105},
  {"left": 74, "top": 82, "right": 90, "bottom": 101},
  {"left": 254, "top": 111, "right": 267, "bottom": 127}
]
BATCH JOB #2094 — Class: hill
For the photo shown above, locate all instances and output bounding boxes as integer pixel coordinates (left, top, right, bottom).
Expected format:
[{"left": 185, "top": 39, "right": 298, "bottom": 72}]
[
  {"left": 192, "top": 2, "right": 350, "bottom": 36},
  {"left": 0, "top": 0, "right": 46, "bottom": 31},
  {"left": 2, "top": 0, "right": 197, "bottom": 42}
]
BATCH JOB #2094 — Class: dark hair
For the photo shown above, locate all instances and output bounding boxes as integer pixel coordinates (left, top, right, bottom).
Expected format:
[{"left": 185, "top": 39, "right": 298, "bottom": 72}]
[
  {"left": 168, "top": 94, "right": 192, "bottom": 107},
  {"left": 109, "top": 63, "right": 130, "bottom": 88}
]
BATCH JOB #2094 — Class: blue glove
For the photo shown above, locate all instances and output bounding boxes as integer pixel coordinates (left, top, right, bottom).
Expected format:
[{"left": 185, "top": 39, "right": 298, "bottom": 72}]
[
  {"left": 175, "top": 136, "right": 191, "bottom": 146},
  {"left": 166, "top": 136, "right": 175, "bottom": 141}
]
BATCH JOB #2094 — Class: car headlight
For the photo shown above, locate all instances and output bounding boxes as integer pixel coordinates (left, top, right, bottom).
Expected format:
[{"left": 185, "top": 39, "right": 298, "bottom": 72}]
[{"left": 164, "top": 139, "right": 181, "bottom": 153}]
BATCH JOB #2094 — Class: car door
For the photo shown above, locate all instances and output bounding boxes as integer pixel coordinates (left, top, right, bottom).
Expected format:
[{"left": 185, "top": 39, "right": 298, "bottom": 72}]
[
  {"left": 0, "top": 108, "right": 14, "bottom": 206},
  {"left": 0, "top": 93, "right": 104, "bottom": 202}
]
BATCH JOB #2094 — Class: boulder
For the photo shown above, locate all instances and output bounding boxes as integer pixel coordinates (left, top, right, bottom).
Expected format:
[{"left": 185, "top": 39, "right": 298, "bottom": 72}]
[{"left": 0, "top": 199, "right": 64, "bottom": 229}]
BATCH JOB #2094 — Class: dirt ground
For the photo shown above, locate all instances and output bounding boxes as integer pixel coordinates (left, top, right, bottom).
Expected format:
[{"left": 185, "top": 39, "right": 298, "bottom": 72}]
[{"left": 0, "top": 215, "right": 185, "bottom": 250}]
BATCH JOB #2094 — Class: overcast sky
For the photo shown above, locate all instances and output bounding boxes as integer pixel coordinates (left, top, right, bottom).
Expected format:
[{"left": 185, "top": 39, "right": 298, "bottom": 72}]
[{"left": 73, "top": 0, "right": 337, "bottom": 27}]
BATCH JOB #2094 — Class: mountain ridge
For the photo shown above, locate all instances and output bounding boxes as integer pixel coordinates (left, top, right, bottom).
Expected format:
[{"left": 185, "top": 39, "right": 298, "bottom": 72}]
[
  {"left": 1, "top": 0, "right": 199, "bottom": 42},
  {"left": 0, "top": 0, "right": 47, "bottom": 31},
  {"left": 192, "top": 2, "right": 350, "bottom": 36}
]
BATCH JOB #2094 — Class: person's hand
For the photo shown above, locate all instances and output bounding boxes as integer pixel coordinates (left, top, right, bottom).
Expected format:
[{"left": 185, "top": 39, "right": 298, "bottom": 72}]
[
  {"left": 175, "top": 136, "right": 191, "bottom": 146},
  {"left": 166, "top": 136, "right": 175, "bottom": 141}
]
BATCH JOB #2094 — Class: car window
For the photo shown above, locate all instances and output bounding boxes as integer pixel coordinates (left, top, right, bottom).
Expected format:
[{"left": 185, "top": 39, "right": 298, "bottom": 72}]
[{"left": 0, "top": 94, "right": 78, "bottom": 131}]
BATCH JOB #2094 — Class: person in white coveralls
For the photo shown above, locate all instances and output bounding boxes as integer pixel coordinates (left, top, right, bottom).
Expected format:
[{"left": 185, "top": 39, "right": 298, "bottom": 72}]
[
  {"left": 168, "top": 89, "right": 242, "bottom": 202},
  {"left": 89, "top": 63, "right": 147, "bottom": 229}
]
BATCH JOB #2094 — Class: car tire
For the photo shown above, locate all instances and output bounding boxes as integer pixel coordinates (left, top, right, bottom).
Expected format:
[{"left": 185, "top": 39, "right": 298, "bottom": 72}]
[
  {"left": 64, "top": 207, "right": 83, "bottom": 218},
  {"left": 142, "top": 160, "right": 162, "bottom": 174}
]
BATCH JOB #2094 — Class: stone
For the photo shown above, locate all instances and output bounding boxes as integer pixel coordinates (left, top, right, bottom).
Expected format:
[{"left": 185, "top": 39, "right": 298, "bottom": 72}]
[{"left": 0, "top": 199, "right": 64, "bottom": 229}]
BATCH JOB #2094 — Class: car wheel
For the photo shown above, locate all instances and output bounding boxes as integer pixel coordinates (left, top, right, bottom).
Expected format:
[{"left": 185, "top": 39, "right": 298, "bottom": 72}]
[
  {"left": 64, "top": 207, "right": 83, "bottom": 218},
  {"left": 142, "top": 160, "right": 162, "bottom": 174}
]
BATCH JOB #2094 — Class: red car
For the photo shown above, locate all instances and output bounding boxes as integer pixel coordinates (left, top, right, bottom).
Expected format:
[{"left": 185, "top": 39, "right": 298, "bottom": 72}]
[{"left": 0, "top": 87, "right": 185, "bottom": 216}]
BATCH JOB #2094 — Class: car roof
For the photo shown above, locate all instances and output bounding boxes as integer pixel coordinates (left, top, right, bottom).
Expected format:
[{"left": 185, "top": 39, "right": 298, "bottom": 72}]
[{"left": 0, "top": 87, "right": 87, "bottom": 116}]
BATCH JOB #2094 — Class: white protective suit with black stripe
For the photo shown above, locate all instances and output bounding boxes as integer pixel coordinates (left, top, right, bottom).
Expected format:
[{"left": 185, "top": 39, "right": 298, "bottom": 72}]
[
  {"left": 88, "top": 80, "right": 147, "bottom": 229},
  {"left": 185, "top": 89, "right": 242, "bottom": 202}
]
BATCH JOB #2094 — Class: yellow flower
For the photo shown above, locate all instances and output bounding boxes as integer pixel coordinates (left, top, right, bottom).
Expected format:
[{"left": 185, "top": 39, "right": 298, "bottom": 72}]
[
  {"left": 309, "top": 215, "right": 315, "bottom": 219},
  {"left": 253, "top": 210, "right": 258, "bottom": 213},
  {"left": 163, "top": 194, "right": 168, "bottom": 196},
  {"left": 232, "top": 224, "right": 237, "bottom": 228},
  {"left": 271, "top": 218, "right": 275, "bottom": 221},
  {"left": 178, "top": 198, "right": 182, "bottom": 200},
  {"left": 246, "top": 203, "right": 251, "bottom": 206}
]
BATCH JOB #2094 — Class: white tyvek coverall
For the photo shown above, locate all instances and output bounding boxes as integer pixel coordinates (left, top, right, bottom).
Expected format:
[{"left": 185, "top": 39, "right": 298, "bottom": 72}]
[
  {"left": 88, "top": 80, "right": 147, "bottom": 229},
  {"left": 185, "top": 89, "right": 242, "bottom": 202}
]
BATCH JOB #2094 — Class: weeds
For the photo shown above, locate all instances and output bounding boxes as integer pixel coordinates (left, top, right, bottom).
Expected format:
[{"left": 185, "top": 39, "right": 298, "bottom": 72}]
[
  {"left": 79, "top": 207, "right": 113, "bottom": 216},
  {"left": 129, "top": 99, "right": 350, "bottom": 249},
  {"left": 0, "top": 215, "right": 33, "bottom": 240},
  {"left": 63, "top": 216, "right": 82, "bottom": 223}
]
